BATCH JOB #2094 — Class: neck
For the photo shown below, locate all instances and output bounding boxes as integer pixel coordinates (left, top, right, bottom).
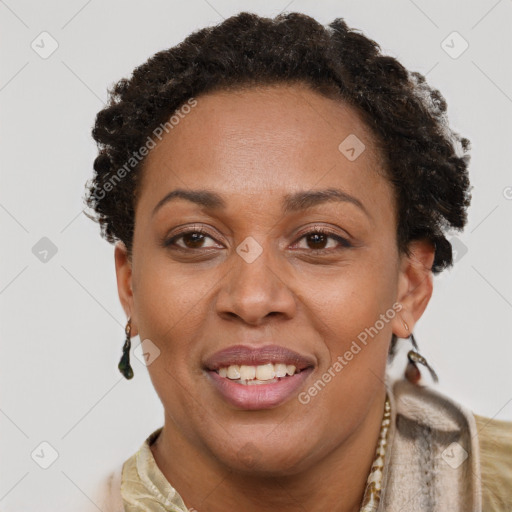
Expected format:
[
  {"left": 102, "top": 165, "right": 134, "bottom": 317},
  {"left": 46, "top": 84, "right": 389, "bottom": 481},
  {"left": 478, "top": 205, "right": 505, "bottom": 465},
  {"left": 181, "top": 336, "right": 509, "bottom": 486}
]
[{"left": 151, "top": 386, "right": 387, "bottom": 512}]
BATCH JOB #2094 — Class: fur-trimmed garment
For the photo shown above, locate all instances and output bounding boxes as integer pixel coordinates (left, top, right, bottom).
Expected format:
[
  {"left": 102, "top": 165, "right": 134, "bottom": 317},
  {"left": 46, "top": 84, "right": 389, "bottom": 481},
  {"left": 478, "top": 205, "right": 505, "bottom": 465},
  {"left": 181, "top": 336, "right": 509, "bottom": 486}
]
[{"left": 96, "top": 376, "right": 512, "bottom": 511}]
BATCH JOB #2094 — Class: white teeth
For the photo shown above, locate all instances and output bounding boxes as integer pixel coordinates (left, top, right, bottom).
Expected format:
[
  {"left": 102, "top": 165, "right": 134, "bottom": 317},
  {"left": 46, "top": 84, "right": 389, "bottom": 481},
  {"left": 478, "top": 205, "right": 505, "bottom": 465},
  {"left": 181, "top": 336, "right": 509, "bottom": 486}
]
[
  {"left": 217, "top": 363, "right": 301, "bottom": 381},
  {"left": 226, "top": 365, "right": 241, "bottom": 379},
  {"left": 239, "top": 365, "right": 256, "bottom": 381},
  {"left": 275, "top": 363, "right": 288, "bottom": 378},
  {"left": 256, "top": 363, "right": 275, "bottom": 380}
]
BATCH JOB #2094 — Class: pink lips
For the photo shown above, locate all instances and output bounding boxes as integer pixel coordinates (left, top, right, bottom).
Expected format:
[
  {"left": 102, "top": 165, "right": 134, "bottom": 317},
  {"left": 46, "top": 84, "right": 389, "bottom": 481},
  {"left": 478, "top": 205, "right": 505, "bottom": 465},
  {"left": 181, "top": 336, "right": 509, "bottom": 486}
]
[{"left": 203, "top": 344, "right": 315, "bottom": 410}]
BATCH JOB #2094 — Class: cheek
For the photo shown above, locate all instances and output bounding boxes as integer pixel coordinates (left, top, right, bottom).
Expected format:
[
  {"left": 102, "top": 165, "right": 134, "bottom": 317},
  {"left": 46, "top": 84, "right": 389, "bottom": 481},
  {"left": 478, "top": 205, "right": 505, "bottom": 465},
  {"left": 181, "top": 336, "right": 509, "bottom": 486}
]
[
  {"left": 132, "top": 263, "right": 209, "bottom": 412},
  {"left": 132, "top": 263, "right": 214, "bottom": 389},
  {"left": 307, "top": 257, "right": 398, "bottom": 334},
  {"left": 134, "top": 252, "right": 213, "bottom": 334},
  {"left": 302, "top": 259, "right": 398, "bottom": 389}
]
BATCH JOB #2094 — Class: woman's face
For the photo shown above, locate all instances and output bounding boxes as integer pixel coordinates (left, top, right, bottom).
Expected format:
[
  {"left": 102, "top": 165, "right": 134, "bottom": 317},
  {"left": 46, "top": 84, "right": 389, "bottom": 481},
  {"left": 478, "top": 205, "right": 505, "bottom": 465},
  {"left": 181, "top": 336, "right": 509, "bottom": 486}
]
[{"left": 116, "top": 83, "right": 434, "bottom": 474}]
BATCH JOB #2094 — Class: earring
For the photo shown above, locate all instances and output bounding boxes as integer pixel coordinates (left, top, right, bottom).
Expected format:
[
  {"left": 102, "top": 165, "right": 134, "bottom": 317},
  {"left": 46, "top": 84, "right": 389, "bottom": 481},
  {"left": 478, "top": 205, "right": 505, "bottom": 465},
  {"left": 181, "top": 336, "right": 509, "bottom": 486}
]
[
  {"left": 401, "top": 317, "right": 438, "bottom": 385},
  {"left": 405, "top": 334, "right": 439, "bottom": 385},
  {"left": 118, "top": 317, "right": 134, "bottom": 380}
]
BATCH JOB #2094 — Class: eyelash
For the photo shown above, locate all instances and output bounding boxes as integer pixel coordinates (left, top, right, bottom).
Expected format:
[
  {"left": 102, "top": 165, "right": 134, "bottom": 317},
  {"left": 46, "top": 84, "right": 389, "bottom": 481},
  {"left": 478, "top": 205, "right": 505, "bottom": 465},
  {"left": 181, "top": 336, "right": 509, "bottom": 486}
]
[{"left": 162, "top": 225, "right": 352, "bottom": 254}]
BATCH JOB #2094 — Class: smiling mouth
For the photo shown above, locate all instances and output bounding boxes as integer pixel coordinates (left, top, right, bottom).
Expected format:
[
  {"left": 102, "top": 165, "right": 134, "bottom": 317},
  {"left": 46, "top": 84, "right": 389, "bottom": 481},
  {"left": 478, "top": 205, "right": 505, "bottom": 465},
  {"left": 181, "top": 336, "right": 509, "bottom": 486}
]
[
  {"left": 215, "top": 362, "right": 308, "bottom": 385},
  {"left": 203, "top": 344, "right": 315, "bottom": 407}
]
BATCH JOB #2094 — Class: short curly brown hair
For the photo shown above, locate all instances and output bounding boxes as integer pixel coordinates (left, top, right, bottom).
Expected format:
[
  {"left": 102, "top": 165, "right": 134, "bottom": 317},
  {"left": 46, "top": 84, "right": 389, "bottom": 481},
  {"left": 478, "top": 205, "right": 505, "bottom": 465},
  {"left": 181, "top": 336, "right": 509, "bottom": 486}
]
[{"left": 85, "top": 11, "right": 472, "bottom": 353}]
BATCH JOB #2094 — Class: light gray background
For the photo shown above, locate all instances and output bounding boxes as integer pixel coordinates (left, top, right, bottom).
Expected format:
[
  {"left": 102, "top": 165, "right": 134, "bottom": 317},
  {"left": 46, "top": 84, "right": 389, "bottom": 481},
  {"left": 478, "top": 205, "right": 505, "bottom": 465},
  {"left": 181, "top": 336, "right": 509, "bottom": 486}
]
[{"left": 1, "top": 0, "right": 511, "bottom": 510}]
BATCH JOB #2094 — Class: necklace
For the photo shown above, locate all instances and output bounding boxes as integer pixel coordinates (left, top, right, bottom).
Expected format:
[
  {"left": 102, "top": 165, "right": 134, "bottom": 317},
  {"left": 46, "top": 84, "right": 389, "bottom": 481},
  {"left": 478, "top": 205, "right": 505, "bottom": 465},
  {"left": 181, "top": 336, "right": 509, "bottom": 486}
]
[{"left": 359, "top": 394, "right": 391, "bottom": 512}]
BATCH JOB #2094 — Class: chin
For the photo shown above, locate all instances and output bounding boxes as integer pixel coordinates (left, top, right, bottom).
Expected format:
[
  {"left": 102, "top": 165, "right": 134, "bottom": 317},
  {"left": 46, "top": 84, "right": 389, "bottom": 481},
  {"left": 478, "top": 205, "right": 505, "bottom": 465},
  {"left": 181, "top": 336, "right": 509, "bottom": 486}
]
[{"left": 209, "top": 434, "right": 316, "bottom": 477}]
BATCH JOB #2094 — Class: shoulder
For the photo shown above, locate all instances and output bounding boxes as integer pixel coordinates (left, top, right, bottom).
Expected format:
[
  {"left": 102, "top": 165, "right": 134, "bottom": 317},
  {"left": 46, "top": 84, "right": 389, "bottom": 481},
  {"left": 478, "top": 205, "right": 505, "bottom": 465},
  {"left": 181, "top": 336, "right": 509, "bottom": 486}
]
[
  {"left": 473, "top": 413, "right": 512, "bottom": 511},
  {"left": 98, "top": 427, "right": 190, "bottom": 512},
  {"left": 94, "top": 463, "right": 125, "bottom": 512},
  {"left": 92, "top": 428, "right": 163, "bottom": 512},
  {"left": 92, "top": 447, "right": 152, "bottom": 512}
]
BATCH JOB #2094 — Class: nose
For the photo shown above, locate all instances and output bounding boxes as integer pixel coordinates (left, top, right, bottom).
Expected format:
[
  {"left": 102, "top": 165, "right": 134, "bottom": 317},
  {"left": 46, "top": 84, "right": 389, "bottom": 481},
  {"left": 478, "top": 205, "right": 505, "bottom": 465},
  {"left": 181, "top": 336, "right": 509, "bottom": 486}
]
[{"left": 215, "top": 242, "right": 297, "bottom": 326}]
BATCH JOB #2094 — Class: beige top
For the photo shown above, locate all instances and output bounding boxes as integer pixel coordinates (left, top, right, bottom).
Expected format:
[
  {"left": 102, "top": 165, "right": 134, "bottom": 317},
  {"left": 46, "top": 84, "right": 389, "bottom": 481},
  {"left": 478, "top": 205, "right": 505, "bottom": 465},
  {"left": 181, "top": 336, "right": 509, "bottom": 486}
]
[
  {"left": 97, "top": 378, "right": 512, "bottom": 511},
  {"left": 474, "top": 414, "right": 512, "bottom": 510}
]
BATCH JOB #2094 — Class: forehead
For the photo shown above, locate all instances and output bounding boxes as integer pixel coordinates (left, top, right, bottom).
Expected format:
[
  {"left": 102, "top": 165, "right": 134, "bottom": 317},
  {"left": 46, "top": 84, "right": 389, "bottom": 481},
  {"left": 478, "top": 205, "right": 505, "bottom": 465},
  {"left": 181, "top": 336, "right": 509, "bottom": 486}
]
[{"left": 137, "top": 83, "right": 392, "bottom": 218}]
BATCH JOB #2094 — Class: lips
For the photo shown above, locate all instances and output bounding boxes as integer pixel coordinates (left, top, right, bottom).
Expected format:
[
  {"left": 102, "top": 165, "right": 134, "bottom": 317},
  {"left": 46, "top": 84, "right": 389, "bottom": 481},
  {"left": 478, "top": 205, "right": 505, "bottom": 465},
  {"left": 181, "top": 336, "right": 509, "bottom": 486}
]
[
  {"left": 203, "top": 344, "right": 315, "bottom": 371},
  {"left": 203, "top": 344, "right": 316, "bottom": 410}
]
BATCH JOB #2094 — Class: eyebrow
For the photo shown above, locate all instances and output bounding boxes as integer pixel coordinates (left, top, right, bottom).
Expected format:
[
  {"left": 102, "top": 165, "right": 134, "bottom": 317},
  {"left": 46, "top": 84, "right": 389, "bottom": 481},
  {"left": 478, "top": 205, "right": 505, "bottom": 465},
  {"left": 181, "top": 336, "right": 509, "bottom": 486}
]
[{"left": 152, "top": 187, "right": 369, "bottom": 218}]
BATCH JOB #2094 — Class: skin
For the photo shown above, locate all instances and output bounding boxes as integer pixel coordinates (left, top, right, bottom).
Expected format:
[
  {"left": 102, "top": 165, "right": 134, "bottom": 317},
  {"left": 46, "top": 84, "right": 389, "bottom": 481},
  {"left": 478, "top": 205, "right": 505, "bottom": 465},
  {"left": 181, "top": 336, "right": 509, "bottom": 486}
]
[{"left": 115, "top": 83, "right": 435, "bottom": 512}]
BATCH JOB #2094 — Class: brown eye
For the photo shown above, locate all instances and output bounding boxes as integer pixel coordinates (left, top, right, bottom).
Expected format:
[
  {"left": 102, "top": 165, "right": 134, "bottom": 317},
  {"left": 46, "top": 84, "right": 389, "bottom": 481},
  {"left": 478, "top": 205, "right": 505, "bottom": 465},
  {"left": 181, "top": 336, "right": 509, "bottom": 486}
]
[
  {"left": 305, "top": 232, "right": 330, "bottom": 250},
  {"left": 163, "top": 227, "right": 220, "bottom": 250},
  {"left": 294, "top": 228, "right": 352, "bottom": 252},
  {"left": 180, "top": 232, "right": 208, "bottom": 249}
]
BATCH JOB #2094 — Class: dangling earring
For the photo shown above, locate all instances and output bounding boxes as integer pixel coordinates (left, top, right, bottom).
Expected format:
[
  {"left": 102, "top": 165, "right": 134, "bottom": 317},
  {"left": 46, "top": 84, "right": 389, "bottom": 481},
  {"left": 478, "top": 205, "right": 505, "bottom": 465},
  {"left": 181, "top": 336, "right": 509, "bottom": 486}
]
[
  {"left": 118, "top": 317, "right": 134, "bottom": 379},
  {"left": 401, "top": 318, "right": 438, "bottom": 385}
]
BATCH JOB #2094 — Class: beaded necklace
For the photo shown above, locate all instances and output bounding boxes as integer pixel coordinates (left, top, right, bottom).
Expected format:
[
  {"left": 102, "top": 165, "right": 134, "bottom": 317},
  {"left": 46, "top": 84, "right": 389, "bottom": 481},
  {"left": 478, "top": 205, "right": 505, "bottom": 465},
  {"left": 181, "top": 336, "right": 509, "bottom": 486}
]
[{"left": 359, "top": 394, "right": 391, "bottom": 511}]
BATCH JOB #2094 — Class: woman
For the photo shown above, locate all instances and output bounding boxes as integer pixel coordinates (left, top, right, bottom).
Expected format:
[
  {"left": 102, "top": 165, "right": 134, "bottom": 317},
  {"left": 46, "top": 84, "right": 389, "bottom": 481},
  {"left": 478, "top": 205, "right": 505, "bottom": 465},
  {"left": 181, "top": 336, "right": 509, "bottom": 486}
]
[{"left": 85, "top": 11, "right": 512, "bottom": 512}]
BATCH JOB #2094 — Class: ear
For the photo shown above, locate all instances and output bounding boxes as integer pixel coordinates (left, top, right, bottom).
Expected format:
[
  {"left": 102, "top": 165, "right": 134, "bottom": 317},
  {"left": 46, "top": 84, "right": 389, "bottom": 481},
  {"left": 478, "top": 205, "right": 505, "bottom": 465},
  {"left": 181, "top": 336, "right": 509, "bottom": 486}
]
[
  {"left": 114, "top": 241, "right": 138, "bottom": 337},
  {"left": 391, "top": 239, "right": 435, "bottom": 338}
]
